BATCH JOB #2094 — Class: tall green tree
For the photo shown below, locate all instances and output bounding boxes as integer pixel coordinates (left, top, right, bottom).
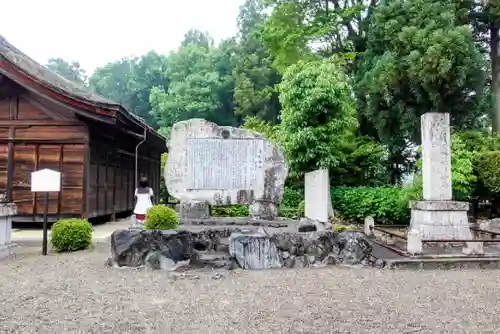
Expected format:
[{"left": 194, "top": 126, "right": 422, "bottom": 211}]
[
  {"left": 467, "top": 0, "right": 500, "bottom": 132},
  {"left": 181, "top": 28, "right": 214, "bottom": 49},
  {"left": 46, "top": 58, "right": 87, "bottom": 84},
  {"left": 232, "top": 0, "right": 281, "bottom": 123},
  {"left": 262, "top": 0, "right": 378, "bottom": 72},
  {"left": 88, "top": 52, "right": 167, "bottom": 127},
  {"left": 150, "top": 35, "right": 238, "bottom": 131},
  {"left": 278, "top": 58, "right": 358, "bottom": 178},
  {"left": 356, "top": 0, "right": 486, "bottom": 183}
]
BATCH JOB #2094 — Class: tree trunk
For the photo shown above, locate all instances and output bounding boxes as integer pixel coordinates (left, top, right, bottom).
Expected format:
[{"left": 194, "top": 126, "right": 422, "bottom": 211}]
[{"left": 491, "top": 22, "right": 500, "bottom": 133}]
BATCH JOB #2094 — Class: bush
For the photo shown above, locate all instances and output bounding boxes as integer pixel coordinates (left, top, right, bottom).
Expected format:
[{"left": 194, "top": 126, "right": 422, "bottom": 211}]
[
  {"left": 282, "top": 187, "right": 303, "bottom": 209},
  {"left": 331, "top": 186, "right": 417, "bottom": 225},
  {"left": 474, "top": 151, "right": 500, "bottom": 195},
  {"left": 212, "top": 205, "right": 249, "bottom": 217},
  {"left": 144, "top": 205, "right": 179, "bottom": 230},
  {"left": 51, "top": 218, "right": 92, "bottom": 252},
  {"left": 296, "top": 200, "right": 305, "bottom": 217}
]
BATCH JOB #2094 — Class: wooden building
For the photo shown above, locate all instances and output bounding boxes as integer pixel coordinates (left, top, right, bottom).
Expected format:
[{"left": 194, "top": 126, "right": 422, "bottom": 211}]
[{"left": 0, "top": 36, "right": 167, "bottom": 222}]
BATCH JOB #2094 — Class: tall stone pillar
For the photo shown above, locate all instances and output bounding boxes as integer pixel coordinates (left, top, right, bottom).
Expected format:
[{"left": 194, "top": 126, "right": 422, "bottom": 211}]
[{"left": 410, "top": 113, "right": 471, "bottom": 240}]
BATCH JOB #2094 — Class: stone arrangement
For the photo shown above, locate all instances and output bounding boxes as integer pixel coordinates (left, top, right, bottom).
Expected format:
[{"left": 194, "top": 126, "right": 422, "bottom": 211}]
[
  {"left": 0, "top": 201, "right": 17, "bottom": 259},
  {"left": 164, "top": 118, "right": 288, "bottom": 221},
  {"left": 409, "top": 113, "right": 471, "bottom": 241},
  {"left": 108, "top": 228, "right": 379, "bottom": 271}
]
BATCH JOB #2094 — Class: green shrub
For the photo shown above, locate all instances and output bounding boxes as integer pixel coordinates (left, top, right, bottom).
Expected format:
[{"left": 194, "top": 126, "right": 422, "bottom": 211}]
[
  {"left": 51, "top": 218, "right": 92, "bottom": 252},
  {"left": 278, "top": 205, "right": 298, "bottom": 218},
  {"left": 331, "top": 186, "right": 416, "bottom": 225},
  {"left": 282, "top": 187, "right": 303, "bottom": 209},
  {"left": 212, "top": 205, "right": 249, "bottom": 217},
  {"left": 144, "top": 205, "right": 179, "bottom": 230},
  {"left": 474, "top": 151, "right": 500, "bottom": 195},
  {"left": 296, "top": 200, "right": 305, "bottom": 217}
]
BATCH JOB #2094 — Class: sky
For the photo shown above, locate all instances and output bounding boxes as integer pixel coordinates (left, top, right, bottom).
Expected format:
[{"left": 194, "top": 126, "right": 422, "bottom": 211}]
[{"left": 1, "top": 0, "right": 243, "bottom": 75}]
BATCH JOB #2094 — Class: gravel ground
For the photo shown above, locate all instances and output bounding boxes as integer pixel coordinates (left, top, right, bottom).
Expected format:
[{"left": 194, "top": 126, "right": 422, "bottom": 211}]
[{"left": 0, "top": 243, "right": 498, "bottom": 334}]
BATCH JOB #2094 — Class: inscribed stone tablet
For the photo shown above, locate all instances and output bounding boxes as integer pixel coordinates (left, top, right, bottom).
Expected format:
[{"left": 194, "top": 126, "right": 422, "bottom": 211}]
[
  {"left": 305, "top": 169, "right": 332, "bottom": 223},
  {"left": 187, "top": 138, "right": 264, "bottom": 190},
  {"left": 165, "top": 118, "right": 288, "bottom": 206}
]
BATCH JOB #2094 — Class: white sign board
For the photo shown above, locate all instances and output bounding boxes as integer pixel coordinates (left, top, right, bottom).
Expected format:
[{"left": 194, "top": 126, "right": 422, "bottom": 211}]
[{"left": 31, "top": 169, "right": 61, "bottom": 192}]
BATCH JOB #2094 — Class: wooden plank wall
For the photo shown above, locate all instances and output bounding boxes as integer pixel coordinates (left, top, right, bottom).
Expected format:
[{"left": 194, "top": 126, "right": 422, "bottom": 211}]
[
  {"left": 0, "top": 81, "right": 163, "bottom": 221},
  {"left": 0, "top": 92, "right": 87, "bottom": 220},
  {"left": 87, "top": 133, "right": 161, "bottom": 218}
]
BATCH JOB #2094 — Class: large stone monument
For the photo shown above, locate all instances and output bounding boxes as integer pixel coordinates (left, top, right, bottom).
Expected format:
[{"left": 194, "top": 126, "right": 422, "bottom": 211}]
[
  {"left": 165, "top": 118, "right": 288, "bottom": 220},
  {"left": 409, "top": 113, "right": 471, "bottom": 240}
]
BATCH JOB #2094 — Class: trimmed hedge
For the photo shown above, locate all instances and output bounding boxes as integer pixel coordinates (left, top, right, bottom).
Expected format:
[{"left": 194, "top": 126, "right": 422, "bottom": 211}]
[
  {"left": 331, "top": 186, "right": 419, "bottom": 225},
  {"left": 51, "top": 218, "right": 93, "bottom": 252}
]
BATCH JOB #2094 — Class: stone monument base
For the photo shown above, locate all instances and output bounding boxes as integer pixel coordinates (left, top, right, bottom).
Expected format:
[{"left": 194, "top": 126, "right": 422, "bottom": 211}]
[
  {"left": 249, "top": 200, "right": 278, "bottom": 220},
  {"left": 410, "top": 200, "right": 471, "bottom": 240},
  {"left": 180, "top": 200, "right": 210, "bottom": 219}
]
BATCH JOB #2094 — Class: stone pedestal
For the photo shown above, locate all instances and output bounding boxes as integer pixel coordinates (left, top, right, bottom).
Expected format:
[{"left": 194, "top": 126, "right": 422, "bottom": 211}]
[
  {"left": 410, "top": 113, "right": 472, "bottom": 240},
  {"left": 410, "top": 201, "right": 471, "bottom": 240},
  {"left": 249, "top": 200, "right": 278, "bottom": 220},
  {"left": 0, "top": 203, "right": 17, "bottom": 259}
]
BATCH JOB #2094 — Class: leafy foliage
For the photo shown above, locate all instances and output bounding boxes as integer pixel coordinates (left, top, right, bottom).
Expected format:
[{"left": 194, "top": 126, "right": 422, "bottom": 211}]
[
  {"left": 281, "top": 187, "right": 303, "bottom": 209},
  {"left": 46, "top": 58, "right": 87, "bottom": 84},
  {"left": 144, "top": 205, "right": 179, "bottom": 230},
  {"left": 212, "top": 205, "right": 249, "bottom": 217},
  {"left": 475, "top": 151, "right": 500, "bottom": 195},
  {"left": 278, "top": 58, "right": 357, "bottom": 178},
  {"left": 50, "top": 218, "right": 92, "bottom": 252},
  {"left": 358, "top": 0, "right": 486, "bottom": 145},
  {"left": 450, "top": 134, "right": 477, "bottom": 201},
  {"left": 241, "top": 116, "right": 280, "bottom": 144},
  {"left": 88, "top": 52, "right": 167, "bottom": 127},
  {"left": 296, "top": 200, "right": 305, "bottom": 217},
  {"left": 331, "top": 186, "right": 419, "bottom": 224}
]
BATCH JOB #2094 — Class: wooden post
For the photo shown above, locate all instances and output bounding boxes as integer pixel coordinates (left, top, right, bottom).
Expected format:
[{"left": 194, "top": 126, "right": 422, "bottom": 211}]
[{"left": 42, "top": 192, "right": 49, "bottom": 255}]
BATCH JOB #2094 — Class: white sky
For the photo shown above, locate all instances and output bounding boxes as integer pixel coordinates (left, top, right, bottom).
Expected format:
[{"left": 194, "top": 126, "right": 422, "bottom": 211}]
[{"left": 1, "top": 0, "right": 243, "bottom": 75}]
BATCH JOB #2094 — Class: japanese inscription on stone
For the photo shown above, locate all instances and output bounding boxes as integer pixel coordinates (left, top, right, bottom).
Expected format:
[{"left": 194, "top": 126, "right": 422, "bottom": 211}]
[{"left": 187, "top": 138, "right": 264, "bottom": 190}]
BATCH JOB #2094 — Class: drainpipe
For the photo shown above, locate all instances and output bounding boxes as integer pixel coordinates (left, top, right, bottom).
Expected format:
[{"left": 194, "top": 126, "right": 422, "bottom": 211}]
[{"left": 135, "top": 125, "right": 147, "bottom": 190}]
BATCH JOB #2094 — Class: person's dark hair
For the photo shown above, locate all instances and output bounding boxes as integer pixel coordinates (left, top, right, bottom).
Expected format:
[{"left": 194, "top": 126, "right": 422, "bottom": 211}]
[{"left": 138, "top": 177, "right": 149, "bottom": 188}]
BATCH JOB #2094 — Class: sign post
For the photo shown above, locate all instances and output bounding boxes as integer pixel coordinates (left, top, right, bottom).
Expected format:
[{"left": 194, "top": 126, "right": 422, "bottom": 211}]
[{"left": 31, "top": 169, "right": 61, "bottom": 255}]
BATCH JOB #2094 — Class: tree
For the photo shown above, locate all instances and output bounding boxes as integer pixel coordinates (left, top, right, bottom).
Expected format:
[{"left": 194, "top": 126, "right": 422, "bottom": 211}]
[
  {"left": 467, "top": 1, "right": 500, "bottom": 132},
  {"left": 88, "top": 52, "right": 167, "bottom": 127},
  {"left": 262, "top": 0, "right": 378, "bottom": 72},
  {"left": 232, "top": 0, "right": 282, "bottom": 123},
  {"left": 181, "top": 29, "right": 214, "bottom": 49},
  {"left": 46, "top": 58, "right": 87, "bottom": 84},
  {"left": 356, "top": 0, "right": 487, "bottom": 182},
  {"left": 278, "top": 58, "right": 358, "bottom": 178},
  {"left": 150, "top": 40, "right": 238, "bottom": 131}
]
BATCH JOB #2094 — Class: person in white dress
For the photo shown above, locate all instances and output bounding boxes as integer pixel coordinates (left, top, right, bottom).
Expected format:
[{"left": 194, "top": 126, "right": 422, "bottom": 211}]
[{"left": 133, "top": 177, "right": 154, "bottom": 227}]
